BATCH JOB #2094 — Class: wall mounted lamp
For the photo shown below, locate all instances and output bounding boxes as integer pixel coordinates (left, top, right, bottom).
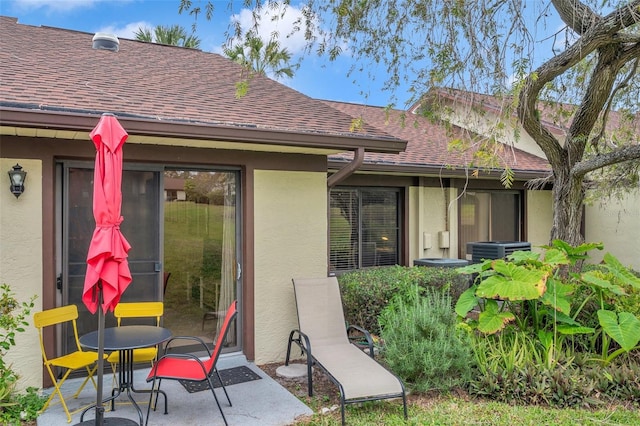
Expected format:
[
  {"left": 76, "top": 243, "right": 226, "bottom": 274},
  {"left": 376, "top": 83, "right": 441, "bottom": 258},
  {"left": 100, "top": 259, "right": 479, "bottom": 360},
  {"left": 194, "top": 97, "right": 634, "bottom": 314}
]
[{"left": 8, "top": 164, "right": 27, "bottom": 198}]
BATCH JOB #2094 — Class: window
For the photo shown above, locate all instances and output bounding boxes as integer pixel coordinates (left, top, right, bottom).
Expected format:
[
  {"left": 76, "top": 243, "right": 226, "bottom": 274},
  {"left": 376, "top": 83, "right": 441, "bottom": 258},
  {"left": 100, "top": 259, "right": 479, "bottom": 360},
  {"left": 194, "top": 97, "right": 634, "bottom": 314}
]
[
  {"left": 329, "top": 188, "right": 401, "bottom": 272},
  {"left": 459, "top": 190, "right": 522, "bottom": 259}
]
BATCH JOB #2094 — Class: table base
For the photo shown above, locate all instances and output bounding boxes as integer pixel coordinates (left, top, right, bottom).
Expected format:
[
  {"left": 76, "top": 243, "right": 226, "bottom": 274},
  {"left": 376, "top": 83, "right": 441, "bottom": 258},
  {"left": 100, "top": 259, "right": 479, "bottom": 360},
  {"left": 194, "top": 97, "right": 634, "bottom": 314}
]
[
  {"left": 75, "top": 418, "right": 138, "bottom": 426},
  {"left": 80, "top": 349, "right": 167, "bottom": 426}
]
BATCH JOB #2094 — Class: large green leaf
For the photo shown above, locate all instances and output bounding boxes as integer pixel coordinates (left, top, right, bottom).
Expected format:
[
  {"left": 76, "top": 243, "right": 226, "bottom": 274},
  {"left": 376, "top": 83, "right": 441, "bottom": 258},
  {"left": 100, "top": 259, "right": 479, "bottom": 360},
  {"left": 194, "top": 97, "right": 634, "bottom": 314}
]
[
  {"left": 549, "top": 240, "right": 603, "bottom": 263},
  {"left": 542, "top": 248, "right": 570, "bottom": 267},
  {"left": 508, "top": 250, "right": 540, "bottom": 264},
  {"left": 548, "top": 310, "right": 580, "bottom": 326},
  {"left": 457, "top": 263, "right": 484, "bottom": 275},
  {"left": 478, "top": 300, "right": 515, "bottom": 334},
  {"left": 597, "top": 309, "right": 640, "bottom": 351},
  {"left": 602, "top": 252, "right": 640, "bottom": 289},
  {"left": 476, "top": 260, "right": 548, "bottom": 301},
  {"left": 455, "top": 285, "right": 479, "bottom": 317},
  {"left": 556, "top": 325, "right": 595, "bottom": 335},
  {"left": 581, "top": 272, "right": 626, "bottom": 296},
  {"left": 539, "top": 278, "right": 573, "bottom": 315}
]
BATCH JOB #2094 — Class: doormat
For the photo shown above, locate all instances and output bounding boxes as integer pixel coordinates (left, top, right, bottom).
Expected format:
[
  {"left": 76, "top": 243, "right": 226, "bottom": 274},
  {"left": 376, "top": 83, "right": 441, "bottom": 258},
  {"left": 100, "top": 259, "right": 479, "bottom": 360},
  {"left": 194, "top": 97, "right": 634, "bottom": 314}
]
[{"left": 179, "top": 366, "right": 262, "bottom": 393}]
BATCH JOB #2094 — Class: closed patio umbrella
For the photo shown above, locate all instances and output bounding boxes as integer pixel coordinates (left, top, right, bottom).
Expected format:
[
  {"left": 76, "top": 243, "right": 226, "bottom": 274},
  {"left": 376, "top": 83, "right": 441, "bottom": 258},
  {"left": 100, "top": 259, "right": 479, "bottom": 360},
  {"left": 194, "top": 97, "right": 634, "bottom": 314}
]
[{"left": 81, "top": 113, "right": 132, "bottom": 425}]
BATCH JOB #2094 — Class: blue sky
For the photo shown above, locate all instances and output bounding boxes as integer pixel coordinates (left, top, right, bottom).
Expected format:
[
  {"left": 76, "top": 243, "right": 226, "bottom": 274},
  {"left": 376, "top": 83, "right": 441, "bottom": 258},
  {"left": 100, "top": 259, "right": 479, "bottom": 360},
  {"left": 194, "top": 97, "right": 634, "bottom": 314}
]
[{"left": 2, "top": 0, "right": 405, "bottom": 106}]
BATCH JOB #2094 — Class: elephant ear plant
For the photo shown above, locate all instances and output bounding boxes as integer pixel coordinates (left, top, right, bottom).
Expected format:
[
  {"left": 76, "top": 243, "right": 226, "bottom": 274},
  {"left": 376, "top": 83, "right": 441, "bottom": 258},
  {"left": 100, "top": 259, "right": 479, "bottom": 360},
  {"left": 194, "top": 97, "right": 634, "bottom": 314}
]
[{"left": 455, "top": 240, "right": 640, "bottom": 367}]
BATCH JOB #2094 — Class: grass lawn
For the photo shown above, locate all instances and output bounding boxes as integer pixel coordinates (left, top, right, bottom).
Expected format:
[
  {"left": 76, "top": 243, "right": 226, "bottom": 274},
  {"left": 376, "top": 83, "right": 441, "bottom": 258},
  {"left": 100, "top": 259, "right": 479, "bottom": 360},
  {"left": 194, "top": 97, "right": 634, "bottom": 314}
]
[{"left": 296, "top": 396, "right": 639, "bottom": 425}]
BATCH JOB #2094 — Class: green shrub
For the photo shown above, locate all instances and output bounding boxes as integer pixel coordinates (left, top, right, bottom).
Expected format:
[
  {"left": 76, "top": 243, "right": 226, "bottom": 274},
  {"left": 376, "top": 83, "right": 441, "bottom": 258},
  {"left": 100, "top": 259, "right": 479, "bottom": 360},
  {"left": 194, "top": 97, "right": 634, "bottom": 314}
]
[
  {"left": 379, "top": 286, "right": 474, "bottom": 392},
  {"left": 0, "top": 284, "right": 46, "bottom": 424},
  {"left": 456, "top": 241, "right": 640, "bottom": 366},
  {"left": 467, "top": 357, "right": 640, "bottom": 408},
  {"left": 0, "top": 387, "right": 46, "bottom": 425},
  {"left": 339, "top": 265, "right": 470, "bottom": 335}
]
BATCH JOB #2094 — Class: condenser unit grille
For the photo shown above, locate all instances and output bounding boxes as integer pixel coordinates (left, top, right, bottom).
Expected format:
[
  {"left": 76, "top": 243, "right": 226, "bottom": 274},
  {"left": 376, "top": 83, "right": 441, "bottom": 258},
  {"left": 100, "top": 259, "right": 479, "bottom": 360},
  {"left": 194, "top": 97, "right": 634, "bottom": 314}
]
[{"left": 467, "top": 241, "right": 531, "bottom": 263}]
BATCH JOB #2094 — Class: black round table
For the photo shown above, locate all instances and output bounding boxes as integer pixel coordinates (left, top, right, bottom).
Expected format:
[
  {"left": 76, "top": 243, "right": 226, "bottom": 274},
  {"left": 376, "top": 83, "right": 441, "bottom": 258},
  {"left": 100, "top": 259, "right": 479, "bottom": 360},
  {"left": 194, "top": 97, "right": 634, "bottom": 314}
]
[{"left": 79, "top": 325, "right": 172, "bottom": 425}]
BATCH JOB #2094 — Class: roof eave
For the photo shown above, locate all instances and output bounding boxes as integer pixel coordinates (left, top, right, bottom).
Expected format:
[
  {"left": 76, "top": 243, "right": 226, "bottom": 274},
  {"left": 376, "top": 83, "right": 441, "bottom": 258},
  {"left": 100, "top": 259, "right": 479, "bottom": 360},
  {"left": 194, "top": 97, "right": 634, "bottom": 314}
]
[
  {"left": 0, "top": 107, "right": 408, "bottom": 154},
  {"left": 328, "top": 159, "right": 551, "bottom": 181}
]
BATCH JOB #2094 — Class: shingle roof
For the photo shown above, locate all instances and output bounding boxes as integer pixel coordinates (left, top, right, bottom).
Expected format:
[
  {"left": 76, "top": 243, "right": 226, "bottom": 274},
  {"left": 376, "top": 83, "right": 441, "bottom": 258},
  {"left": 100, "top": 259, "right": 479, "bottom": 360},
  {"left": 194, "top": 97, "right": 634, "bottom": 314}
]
[
  {"left": 0, "top": 16, "right": 403, "bottom": 151},
  {"left": 323, "top": 100, "right": 551, "bottom": 176}
]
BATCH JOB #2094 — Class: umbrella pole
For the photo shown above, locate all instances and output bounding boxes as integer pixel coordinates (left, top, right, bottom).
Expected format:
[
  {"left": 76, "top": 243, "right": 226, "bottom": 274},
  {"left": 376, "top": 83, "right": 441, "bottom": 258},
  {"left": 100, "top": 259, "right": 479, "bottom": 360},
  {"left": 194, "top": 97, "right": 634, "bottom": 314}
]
[{"left": 95, "top": 281, "right": 105, "bottom": 425}]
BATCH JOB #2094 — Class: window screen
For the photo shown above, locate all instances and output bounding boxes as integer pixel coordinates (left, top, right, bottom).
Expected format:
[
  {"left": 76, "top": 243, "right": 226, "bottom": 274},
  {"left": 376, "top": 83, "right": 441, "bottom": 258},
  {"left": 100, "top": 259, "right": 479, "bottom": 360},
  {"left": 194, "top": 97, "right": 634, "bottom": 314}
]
[{"left": 329, "top": 188, "right": 401, "bottom": 272}]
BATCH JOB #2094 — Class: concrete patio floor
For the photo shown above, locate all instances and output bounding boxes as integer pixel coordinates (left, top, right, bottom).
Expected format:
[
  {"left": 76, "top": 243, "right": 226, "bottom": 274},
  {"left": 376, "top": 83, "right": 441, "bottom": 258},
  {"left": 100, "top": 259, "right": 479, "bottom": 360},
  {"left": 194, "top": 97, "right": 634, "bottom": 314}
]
[{"left": 37, "top": 354, "right": 312, "bottom": 426}]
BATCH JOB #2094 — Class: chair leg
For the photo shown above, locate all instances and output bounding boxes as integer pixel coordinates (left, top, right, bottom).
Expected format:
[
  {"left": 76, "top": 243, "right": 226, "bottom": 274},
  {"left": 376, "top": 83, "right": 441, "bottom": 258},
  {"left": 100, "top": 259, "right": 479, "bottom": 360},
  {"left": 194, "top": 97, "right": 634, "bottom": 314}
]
[
  {"left": 43, "top": 366, "right": 73, "bottom": 423},
  {"left": 152, "top": 378, "right": 165, "bottom": 412},
  {"left": 214, "top": 369, "right": 232, "bottom": 406},
  {"left": 285, "top": 331, "right": 295, "bottom": 365},
  {"left": 206, "top": 377, "right": 228, "bottom": 426},
  {"left": 306, "top": 354, "right": 313, "bottom": 397},
  {"left": 73, "top": 364, "right": 98, "bottom": 398},
  {"left": 145, "top": 378, "right": 155, "bottom": 426},
  {"left": 145, "top": 377, "right": 168, "bottom": 426}
]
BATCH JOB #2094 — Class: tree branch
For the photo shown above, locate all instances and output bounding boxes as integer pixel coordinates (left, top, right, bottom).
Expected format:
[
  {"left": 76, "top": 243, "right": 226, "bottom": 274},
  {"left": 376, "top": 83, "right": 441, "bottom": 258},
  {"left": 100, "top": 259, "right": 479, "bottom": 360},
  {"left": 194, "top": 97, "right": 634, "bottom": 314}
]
[
  {"left": 552, "top": 0, "right": 600, "bottom": 35},
  {"left": 572, "top": 144, "right": 640, "bottom": 178},
  {"left": 518, "top": 1, "right": 640, "bottom": 167},
  {"left": 590, "top": 56, "right": 639, "bottom": 151}
]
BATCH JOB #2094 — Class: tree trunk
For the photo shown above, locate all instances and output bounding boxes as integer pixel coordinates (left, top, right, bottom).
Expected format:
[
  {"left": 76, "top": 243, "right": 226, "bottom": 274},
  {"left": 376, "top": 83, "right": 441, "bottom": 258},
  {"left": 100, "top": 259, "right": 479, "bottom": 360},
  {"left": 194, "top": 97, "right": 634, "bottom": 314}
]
[{"left": 549, "top": 165, "right": 586, "bottom": 246}]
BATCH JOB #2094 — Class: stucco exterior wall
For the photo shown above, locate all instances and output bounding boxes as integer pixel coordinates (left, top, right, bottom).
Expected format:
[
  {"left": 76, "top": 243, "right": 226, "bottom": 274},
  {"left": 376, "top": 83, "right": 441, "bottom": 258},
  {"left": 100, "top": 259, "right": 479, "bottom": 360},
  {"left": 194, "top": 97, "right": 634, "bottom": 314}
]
[
  {"left": 585, "top": 192, "right": 640, "bottom": 270},
  {"left": 525, "top": 190, "right": 553, "bottom": 252},
  {"left": 253, "top": 170, "right": 327, "bottom": 364},
  {"left": 408, "top": 186, "right": 458, "bottom": 262},
  {"left": 0, "top": 158, "right": 43, "bottom": 391},
  {"left": 442, "top": 100, "right": 548, "bottom": 158}
]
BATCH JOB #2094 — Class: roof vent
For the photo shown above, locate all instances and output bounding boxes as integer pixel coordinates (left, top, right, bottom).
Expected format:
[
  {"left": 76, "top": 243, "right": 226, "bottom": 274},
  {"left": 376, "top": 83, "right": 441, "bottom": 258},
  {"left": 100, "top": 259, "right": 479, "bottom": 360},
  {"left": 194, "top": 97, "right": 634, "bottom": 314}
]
[{"left": 92, "top": 33, "right": 119, "bottom": 52}]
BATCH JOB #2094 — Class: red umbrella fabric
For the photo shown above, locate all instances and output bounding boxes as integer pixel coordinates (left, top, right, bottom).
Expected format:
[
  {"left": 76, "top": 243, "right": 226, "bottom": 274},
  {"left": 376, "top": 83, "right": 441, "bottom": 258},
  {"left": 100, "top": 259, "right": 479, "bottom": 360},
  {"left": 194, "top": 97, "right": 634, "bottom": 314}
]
[{"left": 82, "top": 113, "right": 132, "bottom": 314}]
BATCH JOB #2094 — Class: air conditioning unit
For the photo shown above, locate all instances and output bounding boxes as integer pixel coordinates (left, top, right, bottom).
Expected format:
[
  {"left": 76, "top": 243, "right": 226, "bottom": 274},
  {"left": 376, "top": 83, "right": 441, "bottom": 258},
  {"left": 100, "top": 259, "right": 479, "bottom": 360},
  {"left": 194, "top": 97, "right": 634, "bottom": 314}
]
[{"left": 466, "top": 241, "right": 531, "bottom": 263}]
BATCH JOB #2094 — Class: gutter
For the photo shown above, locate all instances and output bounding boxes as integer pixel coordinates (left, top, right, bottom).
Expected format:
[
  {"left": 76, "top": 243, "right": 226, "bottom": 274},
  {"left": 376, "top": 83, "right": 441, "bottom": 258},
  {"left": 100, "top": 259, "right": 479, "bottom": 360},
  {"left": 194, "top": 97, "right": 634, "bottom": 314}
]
[
  {"left": 327, "top": 147, "right": 365, "bottom": 188},
  {"left": 0, "top": 106, "right": 407, "bottom": 155},
  {"left": 328, "top": 159, "right": 551, "bottom": 182}
]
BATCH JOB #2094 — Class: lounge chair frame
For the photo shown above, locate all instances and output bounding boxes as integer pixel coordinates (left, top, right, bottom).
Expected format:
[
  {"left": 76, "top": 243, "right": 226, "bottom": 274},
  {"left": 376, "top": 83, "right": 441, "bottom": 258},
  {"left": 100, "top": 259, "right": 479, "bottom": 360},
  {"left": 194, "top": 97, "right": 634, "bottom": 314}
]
[{"left": 285, "top": 277, "right": 407, "bottom": 425}]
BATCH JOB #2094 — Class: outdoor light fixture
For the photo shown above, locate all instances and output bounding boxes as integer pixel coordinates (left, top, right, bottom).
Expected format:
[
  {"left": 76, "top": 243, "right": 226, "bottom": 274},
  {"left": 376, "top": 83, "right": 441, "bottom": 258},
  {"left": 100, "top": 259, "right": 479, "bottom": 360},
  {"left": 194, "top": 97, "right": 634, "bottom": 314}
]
[{"left": 8, "top": 164, "right": 26, "bottom": 198}]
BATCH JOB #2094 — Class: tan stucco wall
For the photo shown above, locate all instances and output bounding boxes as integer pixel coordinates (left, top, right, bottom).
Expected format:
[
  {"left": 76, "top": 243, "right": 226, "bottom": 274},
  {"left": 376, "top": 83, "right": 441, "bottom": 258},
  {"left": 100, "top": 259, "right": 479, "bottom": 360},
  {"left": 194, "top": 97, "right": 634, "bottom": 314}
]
[
  {"left": 408, "top": 186, "right": 459, "bottom": 261},
  {"left": 585, "top": 192, "right": 640, "bottom": 270},
  {"left": 253, "top": 170, "right": 327, "bottom": 364},
  {"left": 526, "top": 190, "right": 553, "bottom": 252},
  {"left": 0, "top": 158, "right": 43, "bottom": 391},
  {"left": 442, "top": 101, "right": 548, "bottom": 158}
]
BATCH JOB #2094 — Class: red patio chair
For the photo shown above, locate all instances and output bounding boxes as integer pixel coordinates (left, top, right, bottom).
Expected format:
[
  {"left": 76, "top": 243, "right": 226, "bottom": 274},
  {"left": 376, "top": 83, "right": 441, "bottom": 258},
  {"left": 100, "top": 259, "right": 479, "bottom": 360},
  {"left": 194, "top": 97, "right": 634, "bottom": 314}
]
[{"left": 145, "top": 300, "right": 237, "bottom": 426}]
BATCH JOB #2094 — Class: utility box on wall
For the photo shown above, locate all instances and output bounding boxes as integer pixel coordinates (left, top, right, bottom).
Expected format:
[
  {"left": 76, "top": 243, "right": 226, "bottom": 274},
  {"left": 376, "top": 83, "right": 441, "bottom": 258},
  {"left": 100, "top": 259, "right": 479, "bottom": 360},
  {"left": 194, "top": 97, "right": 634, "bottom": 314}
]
[{"left": 438, "top": 231, "right": 450, "bottom": 248}]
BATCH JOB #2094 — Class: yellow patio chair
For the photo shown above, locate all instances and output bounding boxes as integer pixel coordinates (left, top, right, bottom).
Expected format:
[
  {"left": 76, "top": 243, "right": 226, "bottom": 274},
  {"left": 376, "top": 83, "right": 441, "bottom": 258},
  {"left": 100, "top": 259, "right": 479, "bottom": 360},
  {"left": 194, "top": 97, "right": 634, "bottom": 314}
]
[
  {"left": 107, "top": 302, "right": 164, "bottom": 368},
  {"left": 34, "top": 304, "right": 102, "bottom": 423}
]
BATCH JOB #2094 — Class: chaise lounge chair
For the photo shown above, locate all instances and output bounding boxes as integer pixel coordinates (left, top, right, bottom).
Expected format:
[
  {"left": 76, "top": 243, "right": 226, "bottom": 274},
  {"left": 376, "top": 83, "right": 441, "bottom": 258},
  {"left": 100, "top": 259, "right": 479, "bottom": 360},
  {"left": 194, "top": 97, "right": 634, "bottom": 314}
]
[{"left": 286, "top": 277, "right": 407, "bottom": 425}]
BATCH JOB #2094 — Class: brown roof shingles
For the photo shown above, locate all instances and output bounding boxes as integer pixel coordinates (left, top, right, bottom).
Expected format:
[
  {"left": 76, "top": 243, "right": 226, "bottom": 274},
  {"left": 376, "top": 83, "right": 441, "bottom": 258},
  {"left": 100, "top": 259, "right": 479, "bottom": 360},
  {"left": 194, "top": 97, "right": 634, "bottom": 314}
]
[
  {"left": 1, "top": 17, "right": 550, "bottom": 176},
  {"left": 323, "top": 100, "right": 551, "bottom": 175},
  {"left": 0, "top": 17, "right": 398, "bottom": 142}
]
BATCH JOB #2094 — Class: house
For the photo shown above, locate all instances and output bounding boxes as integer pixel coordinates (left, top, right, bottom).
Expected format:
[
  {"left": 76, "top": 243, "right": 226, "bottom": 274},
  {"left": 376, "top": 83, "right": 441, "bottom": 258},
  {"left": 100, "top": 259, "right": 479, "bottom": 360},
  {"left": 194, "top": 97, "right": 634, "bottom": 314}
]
[
  {"left": 164, "top": 177, "right": 186, "bottom": 201},
  {"left": 0, "top": 17, "right": 405, "bottom": 390},
  {"left": 322, "top": 99, "right": 553, "bottom": 271},
  {"left": 2, "top": 17, "right": 634, "bottom": 396},
  {"left": 409, "top": 88, "right": 639, "bottom": 268}
]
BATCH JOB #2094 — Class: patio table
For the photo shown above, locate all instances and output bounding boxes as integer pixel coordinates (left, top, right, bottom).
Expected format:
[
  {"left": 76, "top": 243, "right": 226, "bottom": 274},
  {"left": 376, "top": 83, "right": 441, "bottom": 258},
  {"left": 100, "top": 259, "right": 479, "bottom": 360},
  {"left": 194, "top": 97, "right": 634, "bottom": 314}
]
[{"left": 79, "top": 325, "right": 172, "bottom": 425}]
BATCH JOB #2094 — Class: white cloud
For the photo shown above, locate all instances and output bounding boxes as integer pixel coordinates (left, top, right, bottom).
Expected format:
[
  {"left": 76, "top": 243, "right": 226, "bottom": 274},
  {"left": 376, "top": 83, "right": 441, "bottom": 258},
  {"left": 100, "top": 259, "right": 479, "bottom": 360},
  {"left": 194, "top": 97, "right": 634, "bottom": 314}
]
[
  {"left": 11, "top": 0, "right": 100, "bottom": 13},
  {"left": 228, "top": 3, "right": 318, "bottom": 55},
  {"left": 97, "top": 20, "right": 151, "bottom": 40}
]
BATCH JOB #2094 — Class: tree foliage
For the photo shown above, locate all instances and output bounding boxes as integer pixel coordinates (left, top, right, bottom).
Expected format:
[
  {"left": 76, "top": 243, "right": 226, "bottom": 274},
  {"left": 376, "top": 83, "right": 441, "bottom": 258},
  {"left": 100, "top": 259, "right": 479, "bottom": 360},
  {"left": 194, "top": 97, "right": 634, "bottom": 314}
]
[
  {"left": 223, "top": 33, "right": 297, "bottom": 96},
  {"left": 134, "top": 24, "right": 201, "bottom": 48},
  {"left": 179, "top": 0, "right": 640, "bottom": 246},
  {"left": 223, "top": 34, "right": 296, "bottom": 79}
]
